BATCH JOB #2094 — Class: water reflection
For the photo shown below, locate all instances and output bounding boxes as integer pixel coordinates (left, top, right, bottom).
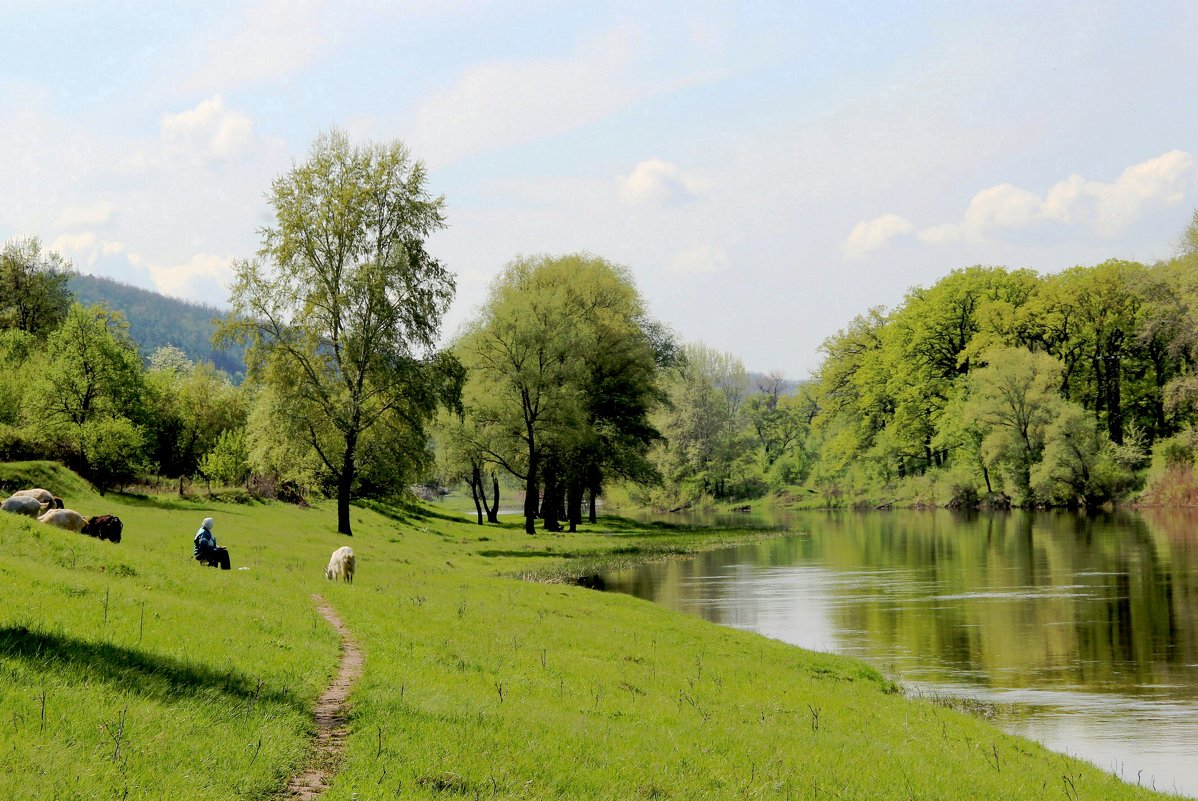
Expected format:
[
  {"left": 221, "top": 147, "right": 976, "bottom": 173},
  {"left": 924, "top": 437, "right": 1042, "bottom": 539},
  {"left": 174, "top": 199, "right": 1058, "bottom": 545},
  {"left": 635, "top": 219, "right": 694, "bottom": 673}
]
[{"left": 604, "top": 509, "right": 1198, "bottom": 798}]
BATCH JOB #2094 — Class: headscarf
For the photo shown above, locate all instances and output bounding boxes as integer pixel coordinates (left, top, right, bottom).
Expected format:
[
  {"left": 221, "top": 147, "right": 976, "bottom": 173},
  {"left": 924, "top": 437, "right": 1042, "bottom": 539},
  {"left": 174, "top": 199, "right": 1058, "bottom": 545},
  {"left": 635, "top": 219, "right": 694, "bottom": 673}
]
[{"left": 201, "top": 517, "right": 214, "bottom": 530}]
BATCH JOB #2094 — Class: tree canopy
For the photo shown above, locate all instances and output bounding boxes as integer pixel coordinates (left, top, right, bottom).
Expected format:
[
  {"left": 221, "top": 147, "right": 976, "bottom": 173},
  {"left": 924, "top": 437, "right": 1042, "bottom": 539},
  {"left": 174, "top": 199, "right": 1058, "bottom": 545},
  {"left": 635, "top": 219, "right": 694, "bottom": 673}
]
[
  {"left": 221, "top": 129, "right": 460, "bottom": 534},
  {"left": 0, "top": 236, "right": 73, "bottom": 339},
  {"left": 454, "top": 253, "right": 670, "bottom": 533}
]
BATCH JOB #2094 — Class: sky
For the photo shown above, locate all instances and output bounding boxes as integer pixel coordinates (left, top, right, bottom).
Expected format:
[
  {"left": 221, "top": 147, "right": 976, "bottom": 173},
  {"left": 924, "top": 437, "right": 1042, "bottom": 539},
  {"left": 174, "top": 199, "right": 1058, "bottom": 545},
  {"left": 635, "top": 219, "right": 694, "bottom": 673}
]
[{"left": 2, "top": 1, "right": 1197, "bottom": 379}]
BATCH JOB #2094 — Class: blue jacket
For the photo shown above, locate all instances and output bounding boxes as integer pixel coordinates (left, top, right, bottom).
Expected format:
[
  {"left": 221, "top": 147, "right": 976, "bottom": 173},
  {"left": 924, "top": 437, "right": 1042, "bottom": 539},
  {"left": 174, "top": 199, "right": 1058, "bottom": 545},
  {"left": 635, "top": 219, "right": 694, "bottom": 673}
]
[{"left": 194, "top": 527, "right": 217, "bottom": 558}]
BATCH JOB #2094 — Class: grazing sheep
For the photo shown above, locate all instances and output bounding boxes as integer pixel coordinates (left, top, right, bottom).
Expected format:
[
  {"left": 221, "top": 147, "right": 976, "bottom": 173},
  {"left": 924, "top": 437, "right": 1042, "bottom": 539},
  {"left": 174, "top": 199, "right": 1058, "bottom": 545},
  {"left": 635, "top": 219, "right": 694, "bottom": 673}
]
[
  {"left": 37, "top": 508, "right": 86, "bottom": 533},
  {"left": 2, "top": 495, "right": 49, "bottom": 517},
  {"left": 13, "top": 488, "right": 58, "bottom": 507},
  {"left": 82, "top": 514, "right": 123, "bottom": 543},
  {"left": 324, "top": 546, "right": 355, "bottom": 583}
]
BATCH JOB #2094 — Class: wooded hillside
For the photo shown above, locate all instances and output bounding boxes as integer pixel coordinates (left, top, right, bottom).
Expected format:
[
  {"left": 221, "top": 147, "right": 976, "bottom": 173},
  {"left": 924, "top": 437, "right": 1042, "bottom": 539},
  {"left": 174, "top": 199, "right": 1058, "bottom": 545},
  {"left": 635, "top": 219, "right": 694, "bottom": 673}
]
[{"left": 68, "top": 274, "right": 244, "bottom": 378}]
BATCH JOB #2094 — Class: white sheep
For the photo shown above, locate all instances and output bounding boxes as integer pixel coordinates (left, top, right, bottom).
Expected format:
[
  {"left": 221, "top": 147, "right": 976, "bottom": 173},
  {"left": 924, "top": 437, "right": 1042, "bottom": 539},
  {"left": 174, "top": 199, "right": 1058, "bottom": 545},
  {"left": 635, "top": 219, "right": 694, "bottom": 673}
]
[
  {"left": 2, "top": 495, "right": 49, "bottom": 517},
  {"left": 324, "top": 546, "right": 355, "bottom": 583},
  {"left": 37, "top": 508, "right": 87, "bottom": 532},
  {"left": 13, "top": 488, "right": 62, "bottom": 508}
]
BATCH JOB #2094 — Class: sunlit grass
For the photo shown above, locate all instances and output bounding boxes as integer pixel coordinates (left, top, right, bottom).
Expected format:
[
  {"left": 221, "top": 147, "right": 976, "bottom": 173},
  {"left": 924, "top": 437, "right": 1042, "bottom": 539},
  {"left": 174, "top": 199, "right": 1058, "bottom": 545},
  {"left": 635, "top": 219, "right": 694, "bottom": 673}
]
[{"left": 1, "top": 462, "right": 1182, "bottom": 799}]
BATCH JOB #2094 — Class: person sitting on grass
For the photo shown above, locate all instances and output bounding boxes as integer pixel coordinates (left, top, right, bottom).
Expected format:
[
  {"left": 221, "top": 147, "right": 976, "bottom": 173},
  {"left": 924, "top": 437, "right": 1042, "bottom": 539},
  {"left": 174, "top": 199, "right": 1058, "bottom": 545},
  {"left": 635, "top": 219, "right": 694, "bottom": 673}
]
[{"left": 193, "top": 517, "right": 231, "bottom": 570}]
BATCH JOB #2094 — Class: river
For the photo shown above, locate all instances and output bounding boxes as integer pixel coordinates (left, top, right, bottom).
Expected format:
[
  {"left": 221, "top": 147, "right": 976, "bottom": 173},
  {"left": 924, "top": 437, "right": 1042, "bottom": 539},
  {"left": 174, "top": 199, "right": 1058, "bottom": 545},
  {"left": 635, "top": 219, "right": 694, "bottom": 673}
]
[{"left": 599, "top": 508, "right": 1198, "bottom": 798}]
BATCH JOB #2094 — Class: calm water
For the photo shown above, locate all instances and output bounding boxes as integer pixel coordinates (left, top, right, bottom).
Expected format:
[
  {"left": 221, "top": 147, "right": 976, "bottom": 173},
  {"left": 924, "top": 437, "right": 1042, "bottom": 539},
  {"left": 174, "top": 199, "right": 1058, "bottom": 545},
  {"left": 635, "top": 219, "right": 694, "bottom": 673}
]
[{"left": 601, "top": 508, "right": 1198, "bottom": 797}]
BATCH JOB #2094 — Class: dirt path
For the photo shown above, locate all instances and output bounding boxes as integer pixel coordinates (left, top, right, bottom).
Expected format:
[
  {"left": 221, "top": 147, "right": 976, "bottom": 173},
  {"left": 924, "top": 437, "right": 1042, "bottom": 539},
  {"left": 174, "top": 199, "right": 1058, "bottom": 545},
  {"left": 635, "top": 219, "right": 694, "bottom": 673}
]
[{"left": 285, "top": 594, "right": 364, "bottom": 799}]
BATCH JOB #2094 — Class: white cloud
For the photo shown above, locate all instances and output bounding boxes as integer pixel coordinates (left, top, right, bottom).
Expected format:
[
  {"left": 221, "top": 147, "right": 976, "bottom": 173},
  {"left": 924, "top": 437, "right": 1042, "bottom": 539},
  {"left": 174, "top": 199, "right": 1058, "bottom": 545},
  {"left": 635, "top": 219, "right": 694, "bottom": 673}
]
[
  {"left": 917, "top": 150, "right": 1195, "bottom": 244},
  {"left": 841, "top": 213, "right": 915, "bottom": 259},
  {"left": 671, "top": 243, "right": 728, "bottom": 274},
  {"left": 178, "top": 0, "right": 330, "bottom": 94},
  {"left": 408, "top": 25, "right": 656, "bottom": 167},
  {"left": 619, "top": 158, "right": 710, "bottom": 207},
  {"left": 159, "top": 96, "right": 255, "bottom": 161},
  {"left": 915, "top": 224, "right": 961, "bottom": 245},
  {"left": 1086, "top": 150, "right": 1195, "bottom": 235},
  {"left": 55, "top": 202, "right": 117, "bottom": 229},
  {"left": 50, "top": 233, "right": 128, "bottom": 267},
  {"left": 52, "top": 231, "right": 234, "bottom": 303},
  {"left": 146, "top": 253, "right": 236, "bottom": 301}
]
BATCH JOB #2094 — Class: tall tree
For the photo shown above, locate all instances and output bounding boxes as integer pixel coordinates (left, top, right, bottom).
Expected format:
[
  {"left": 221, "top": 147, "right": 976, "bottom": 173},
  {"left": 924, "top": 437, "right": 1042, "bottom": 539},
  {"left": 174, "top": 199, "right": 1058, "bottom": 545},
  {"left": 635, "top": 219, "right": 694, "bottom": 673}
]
[
  {"left": 456, "top": 254, "right": 666, "bottom": 534},
  {"left": 0, "top": 236, "right": 74, "bottom": 338},
  {"left": 654, "top": 342, "right": 750, "bottom": 501},
  {"left": 964, "top": 347, "right": 1064, "bottom": 500},
  {"left": 222, "top": 129, "right": 458, "bottom": 535},
  {"left": 145, "top": 350, "right": 246, "bottom": 483},
  {"left": 24, "top": 303, "right": 148, "bottom": 487}
]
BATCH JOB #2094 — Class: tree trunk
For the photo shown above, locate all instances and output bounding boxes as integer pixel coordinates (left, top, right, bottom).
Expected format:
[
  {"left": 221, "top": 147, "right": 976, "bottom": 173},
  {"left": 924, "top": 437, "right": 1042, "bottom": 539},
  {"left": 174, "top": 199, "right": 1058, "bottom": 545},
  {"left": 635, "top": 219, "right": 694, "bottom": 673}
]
[
  {"left": 1106, "top": 356, "right": 1123, "bottom": 445},
  {"left": 541, "top": 464, "right": 561, "bottom": 532},
  {"left": 1093, "top": 355, "right": 1106, "bottom": 423},
  {"left": 567, "top": 479, "right": 583, "bottom": 533},
  {"left": 523, "top": 451, "right": 538, "bottom": 535},
  {"left": 587, "top": 466, "right": 600, "bottom": 523},
  {"left": 486, "top": 471, "right": 500, "bottom": 523},
  {"left": 1150, "top": 345, "right": 1169, "bottom": 438},
  {"left": 337, "top": 436, "right": 356, "bottom": 536},
  {"left": 470, "top": 464, "right": 484, "bottom": 525}
]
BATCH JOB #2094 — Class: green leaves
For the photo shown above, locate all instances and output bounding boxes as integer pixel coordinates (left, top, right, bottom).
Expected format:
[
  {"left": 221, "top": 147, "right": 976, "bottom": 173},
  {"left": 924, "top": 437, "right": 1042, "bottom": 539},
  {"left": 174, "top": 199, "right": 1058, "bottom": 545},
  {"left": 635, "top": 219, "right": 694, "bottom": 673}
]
[
  {"left": 222, "top": 129, "right": 456, "bottom": 533},
  {"left": 24, "top": 303, "right": 149, "bottom": 484},
  {"left": 807, "top": 247, "right": 1198, "bottom": 506},
  {"left": 0, "top": 236, "right": 73, "bottom": 340},
  {"left": 455, "top": 254, "right": 669, "bottom": 530}
]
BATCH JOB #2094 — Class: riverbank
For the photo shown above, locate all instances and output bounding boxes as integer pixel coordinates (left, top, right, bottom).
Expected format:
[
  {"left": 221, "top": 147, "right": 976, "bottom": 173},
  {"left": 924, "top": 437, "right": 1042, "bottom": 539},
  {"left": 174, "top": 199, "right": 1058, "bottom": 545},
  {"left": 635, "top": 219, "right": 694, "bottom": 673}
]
[{"left": 0, "top": 462, "right": 1181, "bottom": 799}]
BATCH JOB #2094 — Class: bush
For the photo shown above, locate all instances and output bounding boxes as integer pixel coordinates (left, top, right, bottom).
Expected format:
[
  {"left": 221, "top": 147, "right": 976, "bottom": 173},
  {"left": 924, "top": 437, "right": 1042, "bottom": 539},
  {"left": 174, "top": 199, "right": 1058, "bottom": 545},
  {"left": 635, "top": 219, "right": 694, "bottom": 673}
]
[
  {"left": 199, "top": 429, "right": 249, "bottom": 487},
  {"left": 1155, "top": 432, "right": 1196, "bottom": 470},
  {"left": 80, "top": 417, "right": 150, "bottom": 495},
  {"left": 947, "top": 483, "right": 979, "bottom": 509}
]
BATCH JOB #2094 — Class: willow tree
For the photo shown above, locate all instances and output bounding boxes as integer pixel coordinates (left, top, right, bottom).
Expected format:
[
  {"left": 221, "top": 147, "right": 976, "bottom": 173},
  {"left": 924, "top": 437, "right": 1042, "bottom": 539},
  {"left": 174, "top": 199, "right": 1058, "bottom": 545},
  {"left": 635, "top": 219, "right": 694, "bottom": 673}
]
[
  {"left": 456, "top": 254, "right": 666, "bottom": 534},
  {"left": 222, "top": 129, "right": 458, "bottom": 535}
]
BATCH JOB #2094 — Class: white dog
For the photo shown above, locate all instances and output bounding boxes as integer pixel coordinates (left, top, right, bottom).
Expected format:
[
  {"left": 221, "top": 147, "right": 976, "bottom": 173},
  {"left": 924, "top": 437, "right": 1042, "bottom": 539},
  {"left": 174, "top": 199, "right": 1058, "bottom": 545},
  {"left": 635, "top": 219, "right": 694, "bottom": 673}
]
[{"left": 324, "top": 546, "right": 355, "bottom": 583}]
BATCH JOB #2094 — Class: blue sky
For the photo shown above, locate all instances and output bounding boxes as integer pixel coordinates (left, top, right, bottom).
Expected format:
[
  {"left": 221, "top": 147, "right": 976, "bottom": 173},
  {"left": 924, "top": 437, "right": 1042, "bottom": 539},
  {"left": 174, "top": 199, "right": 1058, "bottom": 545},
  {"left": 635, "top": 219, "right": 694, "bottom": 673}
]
[{"left": 2, "top": 1, "right": 1196, "bottom": 377}]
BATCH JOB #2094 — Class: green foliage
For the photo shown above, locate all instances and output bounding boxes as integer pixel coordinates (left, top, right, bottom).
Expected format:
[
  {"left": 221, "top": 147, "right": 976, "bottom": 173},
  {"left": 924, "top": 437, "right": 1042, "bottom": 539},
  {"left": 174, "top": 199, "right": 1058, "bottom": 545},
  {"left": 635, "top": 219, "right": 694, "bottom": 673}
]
[
  {"left": 456, "top": 253, "right": 668, "bottom": 532},
  {"left": 23, "top": 304, "right": 150, "bottom": 481},
  {"left": 222, "top": 128, "right": 458, "bottom": 534},
  {"left": 145, "top": 358, "right": 245, "bottom": 479},
  {"left": 966, "top": 347, "right": 1064, "bottom": 501},
  {"left": 0, "top": 236, "right": 73, "bottom": 339},
  {"left": 243, "top": 383, "right": 328, "bottom": 495},
  {"left": 651, "top": 342, "right": 750, "bottom": 505},
  {"left": 804, "top": 232, "right": 1198, "bottom": 508},
  {"left": 0, "top": 329, "right": 36, "bottom": 428},
  {"left": 199, "top": 428, "right": 249, "bottom": 487},
  {"left": 1153, "top": 429, "right": 1197, "bottom": 470},
  {"left": 80, "top": 416, "right": 149, "bottom": 494}
]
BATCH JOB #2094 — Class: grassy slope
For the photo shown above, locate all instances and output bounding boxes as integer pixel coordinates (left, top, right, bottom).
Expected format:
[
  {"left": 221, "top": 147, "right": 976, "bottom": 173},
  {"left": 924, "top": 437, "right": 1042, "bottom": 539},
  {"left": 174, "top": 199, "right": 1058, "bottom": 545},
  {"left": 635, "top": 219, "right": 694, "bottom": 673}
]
[{"left": 0, "top": 463, "right": 1181, "bottom": 800}]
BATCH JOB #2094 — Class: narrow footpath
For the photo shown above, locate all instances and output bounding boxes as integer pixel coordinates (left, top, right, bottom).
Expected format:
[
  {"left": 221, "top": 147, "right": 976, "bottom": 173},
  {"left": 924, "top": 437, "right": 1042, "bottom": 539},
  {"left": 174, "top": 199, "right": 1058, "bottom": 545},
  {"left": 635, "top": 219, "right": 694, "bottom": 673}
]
[{"left": 285, "top": 594, "right": 364, "bottom": 799}]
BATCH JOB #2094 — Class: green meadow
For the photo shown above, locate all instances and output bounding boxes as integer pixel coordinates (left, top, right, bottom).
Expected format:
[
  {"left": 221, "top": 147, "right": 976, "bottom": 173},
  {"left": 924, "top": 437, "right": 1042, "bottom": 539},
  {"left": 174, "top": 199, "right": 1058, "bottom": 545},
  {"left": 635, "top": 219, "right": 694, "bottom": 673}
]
[{"left": 0, "top": 462, "right": 1181, "bottom": 800}]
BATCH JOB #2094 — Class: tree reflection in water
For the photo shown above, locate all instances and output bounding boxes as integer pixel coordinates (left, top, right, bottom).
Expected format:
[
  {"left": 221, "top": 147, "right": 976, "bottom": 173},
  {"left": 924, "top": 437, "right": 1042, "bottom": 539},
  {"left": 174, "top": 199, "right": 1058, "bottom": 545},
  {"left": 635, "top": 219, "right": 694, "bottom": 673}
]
[{"left": 603, "top": 508, "right": 1198, "bottom": 798}]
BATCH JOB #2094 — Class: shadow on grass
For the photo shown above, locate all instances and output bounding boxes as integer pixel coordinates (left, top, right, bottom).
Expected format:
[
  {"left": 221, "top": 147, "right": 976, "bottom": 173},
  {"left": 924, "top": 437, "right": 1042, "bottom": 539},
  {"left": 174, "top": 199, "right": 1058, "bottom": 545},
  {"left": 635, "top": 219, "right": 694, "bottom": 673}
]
[
  {"left": 109, "top": 492, "right": 276, "bottom": 513},
  {"left": 477, "top": 549, "right": 583, "bottom": 559},
  {"left": 358, "top": 499, "right": 456, "bottom": 524},
  {"left": 0, "top": 625, "right": 304, "bottom": 712},
  {"left": 102, "top": 492, "right": 206, "bottom": 511},
  {"left": 358, "top": 498, "right": 514, "bottom": 528}
]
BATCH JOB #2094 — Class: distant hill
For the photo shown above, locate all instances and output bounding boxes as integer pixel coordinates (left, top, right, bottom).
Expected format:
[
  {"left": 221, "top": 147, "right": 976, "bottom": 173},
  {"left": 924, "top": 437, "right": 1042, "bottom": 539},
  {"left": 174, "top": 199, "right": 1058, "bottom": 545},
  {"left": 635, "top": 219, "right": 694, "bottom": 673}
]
[{"left": 68, "top": 274, "right": 245, "bottom": 378}]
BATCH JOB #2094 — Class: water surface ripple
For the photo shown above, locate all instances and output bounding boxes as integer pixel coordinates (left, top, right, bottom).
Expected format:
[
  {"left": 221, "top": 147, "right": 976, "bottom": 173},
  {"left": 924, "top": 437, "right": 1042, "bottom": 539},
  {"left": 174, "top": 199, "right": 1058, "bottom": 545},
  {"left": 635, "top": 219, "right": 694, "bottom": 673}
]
[{"left": 602, "top": 508, "right": 1198, "bottom": 798}]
